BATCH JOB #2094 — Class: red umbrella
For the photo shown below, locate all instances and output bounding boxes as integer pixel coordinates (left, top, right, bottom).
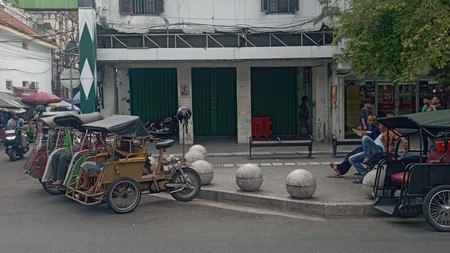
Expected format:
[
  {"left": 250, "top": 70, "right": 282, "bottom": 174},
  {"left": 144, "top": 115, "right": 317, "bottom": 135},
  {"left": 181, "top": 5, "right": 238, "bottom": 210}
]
[{"left": 22, "top": 92, "right": 62, "bottom": 104}]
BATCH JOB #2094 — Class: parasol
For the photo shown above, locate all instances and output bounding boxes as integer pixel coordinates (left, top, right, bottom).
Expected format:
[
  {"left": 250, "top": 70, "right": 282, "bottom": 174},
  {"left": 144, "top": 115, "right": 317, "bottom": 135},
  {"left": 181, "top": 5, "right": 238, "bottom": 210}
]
[
  {"left": 48, "top": 100, "right": 80, "bottom": 112},
  {"left": 22, "top": 92, "right": 62, "bottom": 104}
]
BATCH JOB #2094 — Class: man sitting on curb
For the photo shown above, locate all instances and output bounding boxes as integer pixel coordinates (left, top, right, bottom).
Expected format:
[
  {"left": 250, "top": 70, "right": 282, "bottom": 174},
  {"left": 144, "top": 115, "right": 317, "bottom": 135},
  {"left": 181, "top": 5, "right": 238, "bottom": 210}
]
[
  {"left": 328, "top": 115, "right": 381, "bottom": 178},
  {"left": 349, "top": 123, "right": 407, "bottom": 184}
]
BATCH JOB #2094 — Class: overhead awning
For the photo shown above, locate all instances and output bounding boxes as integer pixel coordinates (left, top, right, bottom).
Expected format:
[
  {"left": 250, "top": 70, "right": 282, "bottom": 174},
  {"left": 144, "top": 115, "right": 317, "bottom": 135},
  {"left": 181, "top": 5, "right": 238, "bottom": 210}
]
[{"left": 0, "top": 92, "right": 29, "bottom": 111}]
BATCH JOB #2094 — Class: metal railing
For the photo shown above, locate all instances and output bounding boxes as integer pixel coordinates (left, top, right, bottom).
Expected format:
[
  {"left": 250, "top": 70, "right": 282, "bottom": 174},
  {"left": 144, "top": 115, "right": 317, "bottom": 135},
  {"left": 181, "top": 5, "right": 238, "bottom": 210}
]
[{"left": 97, "top": 31, "right": 334, "bottom": 49}]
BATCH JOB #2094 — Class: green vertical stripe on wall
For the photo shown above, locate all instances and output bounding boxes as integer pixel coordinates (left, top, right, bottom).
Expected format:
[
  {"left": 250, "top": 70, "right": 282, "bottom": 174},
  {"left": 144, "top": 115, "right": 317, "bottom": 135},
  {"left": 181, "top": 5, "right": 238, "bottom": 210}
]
[
  {"left": 79, "top": 22, "right": 96, "bottom": 113},
  {"left": 251, "top": 67, "right": 297, "bottom": 136},
  {"left": 192, "top": 68, "right": 237, "bottom": 136},
  {"left": 129, "top": 68, "right": 178, "bottom": 123}
]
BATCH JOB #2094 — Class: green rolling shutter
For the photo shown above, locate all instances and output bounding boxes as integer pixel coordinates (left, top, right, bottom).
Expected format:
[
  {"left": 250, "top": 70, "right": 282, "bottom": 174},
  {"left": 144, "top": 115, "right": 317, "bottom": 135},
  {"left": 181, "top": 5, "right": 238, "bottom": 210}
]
[
  {"left": 192, "top": 68, "right": 237, "bottom": 136},
  {"left": 129, "top": 68, "right": 178, "bottom": 123},
  {"left": 251, "top": 67, "right": 297, "bottom": 136}
]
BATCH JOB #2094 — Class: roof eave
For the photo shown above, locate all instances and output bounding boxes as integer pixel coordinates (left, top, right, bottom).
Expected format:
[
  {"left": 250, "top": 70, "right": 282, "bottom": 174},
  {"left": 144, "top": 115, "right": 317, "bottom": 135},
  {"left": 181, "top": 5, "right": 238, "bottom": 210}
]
[{"left": 0, "top": 24, "right": 58, "bottom": 50}]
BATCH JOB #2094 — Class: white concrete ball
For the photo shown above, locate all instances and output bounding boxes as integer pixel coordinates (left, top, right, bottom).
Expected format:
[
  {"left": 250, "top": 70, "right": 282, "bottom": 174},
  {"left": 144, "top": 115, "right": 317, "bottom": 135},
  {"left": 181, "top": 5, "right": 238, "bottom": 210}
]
[
  {"left": 362, "top": 169, "right": 386, "bottom": 199},
  {"left": 235, "top": 163, "right": 263, "bottom": 192},
  {"left": 184, "top": 150, "right": 205, "bottom": 165},
  {"left": 191, "top": 160, "right": 214, "bottom": 185},
  {"left": 189, "top": 144, "right": 207, "bottom": 158},
  {"left": 149, "top": 156, "right": 157, "bottom": 173},
  {"left": 286, "top": 169, "right": 316, "bottom": 199}
]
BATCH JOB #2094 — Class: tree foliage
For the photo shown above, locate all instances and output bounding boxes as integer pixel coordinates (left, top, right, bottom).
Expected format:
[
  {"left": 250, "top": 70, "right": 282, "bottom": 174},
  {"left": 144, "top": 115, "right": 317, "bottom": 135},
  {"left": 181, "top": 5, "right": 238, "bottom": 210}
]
[{"left": 316, "top": 0, "right": 450, "bottom": 83}]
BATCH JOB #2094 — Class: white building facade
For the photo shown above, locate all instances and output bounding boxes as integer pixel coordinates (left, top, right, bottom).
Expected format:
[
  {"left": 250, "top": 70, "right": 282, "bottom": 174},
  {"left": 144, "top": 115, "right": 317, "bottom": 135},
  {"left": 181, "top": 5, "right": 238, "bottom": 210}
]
[
  {"left": 0, "top": 8, "right": 56, "bottom": 95},
  {"left": 82, "top": 0, "right": 339, "bottom": 143}
]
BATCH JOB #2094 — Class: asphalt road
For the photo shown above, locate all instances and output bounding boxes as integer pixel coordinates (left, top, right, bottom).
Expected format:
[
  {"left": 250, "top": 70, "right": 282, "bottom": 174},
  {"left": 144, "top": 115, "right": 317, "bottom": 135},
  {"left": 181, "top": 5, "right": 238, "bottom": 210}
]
[{"left": 0, "top": 154, "right": 448, "bottom": 253}]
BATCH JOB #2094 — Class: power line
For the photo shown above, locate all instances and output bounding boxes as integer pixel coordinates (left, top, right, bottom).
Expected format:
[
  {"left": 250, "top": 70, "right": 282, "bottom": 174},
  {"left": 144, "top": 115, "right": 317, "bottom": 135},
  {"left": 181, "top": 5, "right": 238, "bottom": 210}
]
[{"left": 0, "top": 67, "right": 51, "bottom": 74}]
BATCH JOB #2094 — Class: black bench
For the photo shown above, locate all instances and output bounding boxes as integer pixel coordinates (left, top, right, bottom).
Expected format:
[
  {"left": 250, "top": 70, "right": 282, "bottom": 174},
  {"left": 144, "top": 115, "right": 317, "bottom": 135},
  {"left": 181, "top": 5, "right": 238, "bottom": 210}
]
[
  {"left": 331, "top": 134, "right": 361, "bottom": 158},
  {"left": 248, "top": 136, "right": 313, "bottom": 159}
]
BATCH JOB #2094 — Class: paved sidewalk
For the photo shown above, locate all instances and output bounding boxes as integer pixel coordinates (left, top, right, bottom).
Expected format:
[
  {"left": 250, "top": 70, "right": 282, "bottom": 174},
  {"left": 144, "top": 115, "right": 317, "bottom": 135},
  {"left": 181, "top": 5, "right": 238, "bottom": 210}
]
[
  {"left": 146, "top": 136, "right": 422, "bottom": 217},
  {"left": 146, "top": 137, "right": 368, "bottom": 217}
]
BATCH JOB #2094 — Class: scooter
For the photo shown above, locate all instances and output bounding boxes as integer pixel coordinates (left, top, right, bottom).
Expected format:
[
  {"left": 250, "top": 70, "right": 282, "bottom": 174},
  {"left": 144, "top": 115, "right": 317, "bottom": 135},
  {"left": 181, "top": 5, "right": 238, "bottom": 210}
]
[
  {"left": 145, "top": 115, "right": 179, "bottom": 139},
  {"left": 4, "top": 127, "right": 29, "bottom": 161}
]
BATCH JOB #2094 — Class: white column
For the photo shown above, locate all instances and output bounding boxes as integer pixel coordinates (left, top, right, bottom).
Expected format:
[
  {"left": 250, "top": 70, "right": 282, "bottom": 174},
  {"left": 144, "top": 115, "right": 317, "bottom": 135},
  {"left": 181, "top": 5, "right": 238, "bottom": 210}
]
[
  {"left": 312, "top": 64, "right": 328, "bottom": 142},
  {"left": 236, "top": 63, "right": 251, "bottom": 143},
  {"left": 100, "top": 65, "right": 116, "bottom": 117},
  {"left": 177, "top": 66, "right": 194, "bottom": 144},
  {"left": 116, "top": 68, "right": 130, "bottom": 115}
]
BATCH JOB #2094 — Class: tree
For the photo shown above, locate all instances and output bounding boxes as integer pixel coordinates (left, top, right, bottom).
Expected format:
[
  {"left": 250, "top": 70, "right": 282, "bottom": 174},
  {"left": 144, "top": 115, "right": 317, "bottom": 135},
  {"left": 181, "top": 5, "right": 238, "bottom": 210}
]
[{"left": 316, "top": 0, "right": 450, "bottom": 83}]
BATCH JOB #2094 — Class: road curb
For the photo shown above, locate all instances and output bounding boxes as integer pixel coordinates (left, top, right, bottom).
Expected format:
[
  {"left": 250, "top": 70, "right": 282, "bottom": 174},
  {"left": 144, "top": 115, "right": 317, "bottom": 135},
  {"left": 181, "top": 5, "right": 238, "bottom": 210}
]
[
  {"left": 172, "top": 151, "right": 354, "bottom": 158},
  {"left": 198, "top": 188, "right": 383, "bottom": 217}
]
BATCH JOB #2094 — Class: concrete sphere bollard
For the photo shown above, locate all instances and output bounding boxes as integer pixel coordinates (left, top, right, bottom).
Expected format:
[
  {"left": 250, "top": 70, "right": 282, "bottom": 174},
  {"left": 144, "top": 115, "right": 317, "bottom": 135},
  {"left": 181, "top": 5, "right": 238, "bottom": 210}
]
[
  {"left": 286, "top": 169, "right": 316, "bottom": 199},
  {"left": 189, "top": 144, "right": 207, "bottom": 158},
  {"left": 184, "top": 150, "right": 205, "bottom": 166},
  {"left": 235, "top": 164, "right": 263, "bottom": 192},
  {"left": 362, "top": 169, "right": 386, "bottom": 199},
  {"left": 191, "top": 160, "right": 214, "bottom": 185},
  {"left": 149, "top": 156, "right": 157, "bottom": 173}
]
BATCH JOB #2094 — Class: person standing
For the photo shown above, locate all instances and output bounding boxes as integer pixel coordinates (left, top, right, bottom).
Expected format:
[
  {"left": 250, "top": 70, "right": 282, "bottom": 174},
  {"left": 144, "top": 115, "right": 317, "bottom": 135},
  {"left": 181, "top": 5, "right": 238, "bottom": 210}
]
[
  {"left": 358, "top": 98, "right": 371, "bottom": 130},
  {"left": 297, "top": 96, "right": 310, "bottom": 138}
]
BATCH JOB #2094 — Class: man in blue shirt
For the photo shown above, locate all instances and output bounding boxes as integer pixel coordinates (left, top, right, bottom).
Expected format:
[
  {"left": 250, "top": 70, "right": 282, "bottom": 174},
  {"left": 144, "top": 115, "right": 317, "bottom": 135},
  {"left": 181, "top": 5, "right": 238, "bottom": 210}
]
[{"left": 329, "top": 115, "right": 381, "bottom": 177}]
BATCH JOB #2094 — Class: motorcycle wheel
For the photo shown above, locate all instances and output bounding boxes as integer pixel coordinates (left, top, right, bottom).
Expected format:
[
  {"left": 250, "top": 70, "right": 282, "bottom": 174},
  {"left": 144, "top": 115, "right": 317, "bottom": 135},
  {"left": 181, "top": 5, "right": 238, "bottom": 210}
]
[
  {"left": 169, "top": 168, "right": 201, "bottom": 202},
  {"left": 41, "top": 181, "right": 65, "bottom": 195},
  {"left": 7, "top": 149, "right": 16, "bottom": 161},
  {"left": 106, "top": 177, "right": 141, "bottom": 214}
]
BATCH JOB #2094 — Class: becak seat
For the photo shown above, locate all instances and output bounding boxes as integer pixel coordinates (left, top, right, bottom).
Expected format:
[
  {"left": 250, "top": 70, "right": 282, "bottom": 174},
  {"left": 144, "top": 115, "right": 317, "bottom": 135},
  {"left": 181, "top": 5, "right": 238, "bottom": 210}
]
[{"left": 389, "top": 149, "right": 449, "bottom": 185}]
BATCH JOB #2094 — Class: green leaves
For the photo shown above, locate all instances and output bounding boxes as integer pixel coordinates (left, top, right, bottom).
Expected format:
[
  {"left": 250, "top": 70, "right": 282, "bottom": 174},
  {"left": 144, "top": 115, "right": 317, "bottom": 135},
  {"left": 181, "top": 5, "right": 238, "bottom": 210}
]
[{"left": 316, "top": 0, "right": 450, "bottom": 84}]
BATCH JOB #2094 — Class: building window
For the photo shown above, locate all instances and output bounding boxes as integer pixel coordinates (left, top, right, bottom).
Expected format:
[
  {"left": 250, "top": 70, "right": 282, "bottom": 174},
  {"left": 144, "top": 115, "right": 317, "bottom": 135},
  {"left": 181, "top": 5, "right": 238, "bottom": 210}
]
[
  {"left": 30, "top": 81, "right": 39, "bottom": 89},
  {"left": 22, "top": 81, "right": 29, "bottom": 88},
  {"left": 261, "top": 0, "right": 299, "bottom": 14},
  {"left": 119, "top": 0, "right": 165, "bottom": 15},
  {"left": 6, "top": 80, "right": 12, "bottom": 90}
]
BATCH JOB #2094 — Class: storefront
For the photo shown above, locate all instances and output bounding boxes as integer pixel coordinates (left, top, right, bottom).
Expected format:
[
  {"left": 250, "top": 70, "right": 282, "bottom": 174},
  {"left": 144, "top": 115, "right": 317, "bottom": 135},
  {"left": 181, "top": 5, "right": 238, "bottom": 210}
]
[{"left": 343, "top": 79, "right": 449, "bottom": 137}]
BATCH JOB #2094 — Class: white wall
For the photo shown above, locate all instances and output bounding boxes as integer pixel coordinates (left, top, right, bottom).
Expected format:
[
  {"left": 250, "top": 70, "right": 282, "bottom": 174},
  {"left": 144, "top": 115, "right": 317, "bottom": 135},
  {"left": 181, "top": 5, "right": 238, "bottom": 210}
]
[
  {"left": 97, "top": 0, "right": 324, "bottom": 34},
  {"left": 0, "top": 32, "right": 53, "bottom": 93}
]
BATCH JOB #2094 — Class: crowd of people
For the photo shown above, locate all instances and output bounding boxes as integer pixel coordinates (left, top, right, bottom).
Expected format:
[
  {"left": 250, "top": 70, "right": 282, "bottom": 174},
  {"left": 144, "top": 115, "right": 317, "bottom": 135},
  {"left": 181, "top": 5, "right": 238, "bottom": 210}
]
[{"left": 327, "top": 94, "right": 445, "bottom": 183}]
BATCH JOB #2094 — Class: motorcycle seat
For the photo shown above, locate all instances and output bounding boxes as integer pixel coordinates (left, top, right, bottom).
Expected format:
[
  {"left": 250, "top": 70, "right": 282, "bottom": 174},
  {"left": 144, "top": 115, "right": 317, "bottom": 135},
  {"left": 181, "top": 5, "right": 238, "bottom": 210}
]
[{"left": 155, "top": 139, "right": 174, "bottom": 150}]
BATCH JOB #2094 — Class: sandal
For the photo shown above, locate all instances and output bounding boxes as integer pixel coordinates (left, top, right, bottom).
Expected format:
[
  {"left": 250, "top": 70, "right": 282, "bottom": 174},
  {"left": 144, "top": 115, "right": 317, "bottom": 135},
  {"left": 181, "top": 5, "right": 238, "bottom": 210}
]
[{"left": 327, "top": 174, "right": 343, "bottom": 178}]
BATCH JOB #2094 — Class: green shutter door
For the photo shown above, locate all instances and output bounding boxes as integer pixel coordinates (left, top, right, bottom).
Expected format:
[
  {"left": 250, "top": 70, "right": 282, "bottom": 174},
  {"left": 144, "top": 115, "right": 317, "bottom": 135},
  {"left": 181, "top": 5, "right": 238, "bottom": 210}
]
[
  {"left": 192, "top": 68, "right": 237, "bottom": 136},
  {"left": 129, "top": 68, "right": 178, "bottom": 123},
  {"left": 251, "top": 67, "right": 297, "bottom": 136}
]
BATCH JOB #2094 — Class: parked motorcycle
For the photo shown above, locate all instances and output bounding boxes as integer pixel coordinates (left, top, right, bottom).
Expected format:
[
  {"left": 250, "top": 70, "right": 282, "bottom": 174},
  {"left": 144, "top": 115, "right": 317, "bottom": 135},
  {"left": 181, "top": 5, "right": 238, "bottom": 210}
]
[
  {"left": 4, "top": 127, "right": 29, "bottom": 161},
  {"left": 145, "top": 115, "right": 179, "bottom": 139}
]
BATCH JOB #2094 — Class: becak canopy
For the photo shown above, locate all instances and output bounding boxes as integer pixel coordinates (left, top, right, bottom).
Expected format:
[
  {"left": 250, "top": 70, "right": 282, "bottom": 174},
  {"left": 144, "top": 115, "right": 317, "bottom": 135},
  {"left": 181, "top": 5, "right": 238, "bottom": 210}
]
[{"left": 82, "top": 115, "right": 149, "bottom": 138}]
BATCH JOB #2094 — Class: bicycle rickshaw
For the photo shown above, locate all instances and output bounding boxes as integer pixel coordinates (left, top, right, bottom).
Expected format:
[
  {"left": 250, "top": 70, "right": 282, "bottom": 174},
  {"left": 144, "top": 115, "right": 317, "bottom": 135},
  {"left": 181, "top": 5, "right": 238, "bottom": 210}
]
[
  {"left": 23, "top": 114, "right": 65, "bottom": 182},
  {"left": 40, "top": 112, "right": 104, "bottom": 194},
  {"left": 23, "top": 113, "right": 104, "bottom": 195},
  {"left": 65, "top": 114, "right": 201, "bottom": 214},
  {"left": 372, "top": 109, "right": 450, "bottom": 232}
]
